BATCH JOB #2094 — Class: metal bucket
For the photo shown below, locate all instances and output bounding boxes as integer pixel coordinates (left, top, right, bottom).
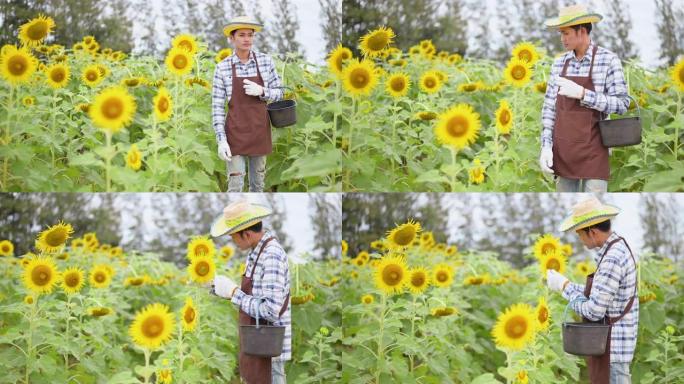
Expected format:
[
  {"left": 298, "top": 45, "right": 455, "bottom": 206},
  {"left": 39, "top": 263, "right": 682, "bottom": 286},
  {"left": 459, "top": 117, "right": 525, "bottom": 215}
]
[
  {"left": 267, "top": 99, "right": 297, "bottom": 128},
  {"left": 562, "top": 300, "right": 610, "bottom": 356},
  {"left": 598, "top": 95, "right": 642, "bottom": 147},
  {"left": 239, "top": 305, "right": 285, "bottom": 357}
]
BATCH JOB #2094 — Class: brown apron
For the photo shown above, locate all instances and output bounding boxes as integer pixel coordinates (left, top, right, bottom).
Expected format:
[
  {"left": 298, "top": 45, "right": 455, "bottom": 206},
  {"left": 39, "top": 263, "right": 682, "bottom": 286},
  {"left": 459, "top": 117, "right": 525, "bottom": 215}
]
[
  {"left": 238, "top": 237, "right": 290, "bottom": 384},
  {"left": 552, "top": 45, "right": 609, "bottom": 180},
  {"left": 583, "top": 236, "right": 637, "bottom": 384},
  {"left": 225, "top": 52, "right": 272, "bottom": 156}
]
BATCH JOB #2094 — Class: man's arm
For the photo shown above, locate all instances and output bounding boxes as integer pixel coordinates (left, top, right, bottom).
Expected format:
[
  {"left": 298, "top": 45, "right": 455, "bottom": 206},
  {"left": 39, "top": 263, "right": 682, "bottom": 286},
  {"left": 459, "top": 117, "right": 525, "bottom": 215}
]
[
  {"left": 260, "top": 54, "right": 284, "bottom": 102},
  {"left": 563, "top": 254, "right": 623, "bottom": 321},
  {"left": 212, "top": 63, "right": 228, "bottom": 143},
  {"left": 580, "top": 55, "right": 630, "bottom": 115},
  {"left": 231, "top": 248, "right": 288, "bottom": 323},
  {"left": 541, "top": 63, "right": 561, "bottom": 149}
]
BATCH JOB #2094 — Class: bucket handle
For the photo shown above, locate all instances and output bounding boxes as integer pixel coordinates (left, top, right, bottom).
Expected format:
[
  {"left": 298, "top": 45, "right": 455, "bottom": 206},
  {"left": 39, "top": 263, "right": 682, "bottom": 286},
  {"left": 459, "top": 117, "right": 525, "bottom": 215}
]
[
  {"left": 563, "top": 296, "right": 588, "bottom": 324},
  {"left": 253, "top": 296, "right": 266, "bottom": 329},
  {"left": 270, "top": 86, "right": 296, "bottom": 100},
  {"left": 624, "top": 94, "right": 641, "bottom": 118}
]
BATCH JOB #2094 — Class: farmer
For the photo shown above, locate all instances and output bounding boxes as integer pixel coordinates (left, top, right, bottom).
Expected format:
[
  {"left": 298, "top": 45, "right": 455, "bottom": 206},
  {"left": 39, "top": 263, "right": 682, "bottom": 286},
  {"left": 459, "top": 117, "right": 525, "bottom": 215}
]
[
  {"left": 212, "top": 16, "right": 284, "bottom": 192},
  {"left": 539, "top": 4, "right": 631, "bottom": 192},
  {"left": 210, "top": 200, "right": 291, "bottom": 384},
  {"left": 547, "top": 196, "right": 638, "bottom": 384}
]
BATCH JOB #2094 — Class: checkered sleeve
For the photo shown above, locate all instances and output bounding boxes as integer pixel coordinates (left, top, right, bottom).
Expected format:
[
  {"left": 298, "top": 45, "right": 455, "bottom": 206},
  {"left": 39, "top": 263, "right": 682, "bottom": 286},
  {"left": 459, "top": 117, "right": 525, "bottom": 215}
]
[
  {"left": 563, "top": 253, "right": 623, "bottom": 321},
  {"left": 259, "top": 54, "right": 284, "bottom": 102},
  {"left": 212, "top": 62, "right": 227, "bottom": 144},
  {"left": 541, "top": 58, "right": 562, "bottom": 149},
  {"left": 231, "top": 245, "right": 288, "bottom": 323},
  {"left": 581, "top": 55, "right": 630, "bottom": 115}
]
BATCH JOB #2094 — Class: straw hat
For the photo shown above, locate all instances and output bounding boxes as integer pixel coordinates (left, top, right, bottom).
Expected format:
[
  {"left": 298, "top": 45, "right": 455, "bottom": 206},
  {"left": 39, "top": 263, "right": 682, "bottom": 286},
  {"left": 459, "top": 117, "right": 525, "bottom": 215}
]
[
  {"left": 223, "top": 15, "right": 263, "bottom": 37},
  {"left": 545, "top": 4, "right": 603, "bottom": 29},
  {"left": 210, "top": 200, "right": 271, "bottom": 237},
  {"left": 559, "top": 196, "right": 620, "bottom": 232}
]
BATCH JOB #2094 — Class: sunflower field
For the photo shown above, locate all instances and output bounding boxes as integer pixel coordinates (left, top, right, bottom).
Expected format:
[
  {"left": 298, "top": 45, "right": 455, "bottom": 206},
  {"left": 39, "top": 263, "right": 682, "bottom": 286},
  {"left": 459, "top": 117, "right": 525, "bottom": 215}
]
[
  {"left": 340, "top": 221, "right": 684, "bottom": 383},
  {"left": 0, "top": 15, "right": 341, "bottom": 192},
  {"left": 335, "top": 26, "right": 684, "bottom": 192},
  {"left": 0, "top": 222, "right": 341, "bottom": 383}
]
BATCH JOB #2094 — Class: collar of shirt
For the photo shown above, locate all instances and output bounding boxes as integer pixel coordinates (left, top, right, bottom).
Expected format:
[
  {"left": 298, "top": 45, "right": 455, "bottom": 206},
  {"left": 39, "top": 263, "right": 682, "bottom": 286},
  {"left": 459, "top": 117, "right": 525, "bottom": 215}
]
[
  {"left": 593, "top": 231, "right": 619, "bottom": 263},
  {"left": 568, "top": 41, "right": 595, "bottom": 64},
  {"left": 230, "top": 50, "right": 256, "bottom": 66},
  {"left": 247, "top": 229, "right": 274, "bottom": 263}
]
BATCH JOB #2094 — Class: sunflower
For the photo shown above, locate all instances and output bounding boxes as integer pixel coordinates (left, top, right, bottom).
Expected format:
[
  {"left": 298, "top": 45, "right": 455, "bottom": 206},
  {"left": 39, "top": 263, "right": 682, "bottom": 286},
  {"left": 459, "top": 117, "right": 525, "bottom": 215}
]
[
  {"left": 152, "top": 87, "right": 173, "bottom": 122},
  {"left": 495, "top": 100, "right": 513, "bottom": 135},
  {"left": 540, "top": 252, "right": 567, "bottom": 275},
  {"left": 458, "top": 82, "right": 482, "bottom": 92},
  {"left": 389, "top": 59, "right": 407, "bottom": 67},
  {"left": 535, "top": 297, "right": 550, "bottom": 330},
  {"left": 157, "top": 368, "right": 172, "bottom": 384},
  {"left": 361, "top": 294, "right": 374, "bottom": 304},
  {"left": 342, "top": 59, "right": 378, "bottom": 96},
  {"left": 419, "top": 71, "right": 442, "bottom": 94},
  {"left": 341, "top": 240, "right": 348, "bottom": 255},
  {"left": 219, "top": 245, "right": 235, "bottom": 262},
  {"left": 516, "top": 370, "right": 529, "bottom": 384},
  {"left": 385, "top": 72, "right": 410, "bottom": 98},
  {"left": 448, "top": 54, "right": 463, "bottom": 65},
  {"left": 385, "top": 220, "right": 421, "bottom": 249},
  {"left": 561, "top": 244, "right": 572, "bottom": 256},
  {"left": 434, "top": 103, "right": 481, "bottom": 150},
  {"left": 24, "top": 295, "right": 35, "bottom": 305},
  {"left": 124, "top": 276, "right": 146, "bottom": 287},
  {"left": 88, "top": 307, "right": 113, "bottom": 317},
  {"left": 22, "top": 96, "right": 35, "bottom": 106},
  {"left": 327, "top": 44, "right": 353, "bottom": 76},
  {"left": 0, "top": 240, "right": 14, "bottom": 256},
  {"left": 0, "top": 46, "right": 37, "bottom": 85},
  {"left": 574, "top": 261, "right": 592, "bottom": 277},
  {"left": 18, "top": 15, "right": 55, "bottom": 47},
  {"left": 172, "top": 34, "right": 199, "bottom": 55},
  {"left": 468, "top": 158, "right": 486, "bottom": 184},
  {"left": 408, "top": 46, "right": 421, "bottom": 57},
  {"left": 188, "top": 255, "right": 215, "bottom": 284},
  {"left": 353, "top": 253, "right": 367, "bottom": 267},
  {"left": 36, "top": 221, "right": 73, "bottom": 253},
  {"left": 491, "top": 303, "right": 537, "bottom": 350},
  {"left": 126, "top": 144, "right": 143, "bottom": 171},
  {"left": 359, "top": 26, "right": 395, "bottom": 58},
  {"left": 511, "top": 42, "right": 540, "bottom": 66},
  {"left": 165, "top": 47, "right": 194, "bottom": 76},
  {"left": 23, "top": 256, "right": 59, "bottom": 294},
  {"left": 535, "top": 81, "right": 547, "bottom": 94},
  {"left": 215, "top": 48, "right": 233, "bottom": 63},
  {"left": 431, "top": 307, "right": 457, "bottom": 317},
  {"left": 415, "top": 111, "right": 437, "bottom": 121},
  {"left": 89, "top": 265, "right": 112, "bottom": 288},
  {"left": 129, "top": 303, "right": 175, "bottom": 350},
  {"left": 672, "top": 59, "right": 684, "bottom": 91},
  {"left": 61, "top": 267, "right": 85, "bottom": 294},
  {"left": 186, "top": 236, "right": 215, "bottom": 261},
  {"left": 504, "top": 58, "right": 533, "bottom": 87},
  {"left": 89, "top": 87, "right": 137, "bottom": 133},
  {"left": 407, "top": 267, "right": 430, "bottom": 294},
  {"left": 181, "top": 297, "right": 198, "bottom": 332},
  {"left": 533, "top": 234, "right": 561, "bottom": 260},
  {"left": 81, "top": 64, "right": 103, "bottom": 87},
  {"left": 45, "top": 63, "right": 70, "bottom": 89},
  {"left": 431, "top": 263, "right": 453, "bottom": 288},
  {"left": 374, "top": 255, "right": 407, "bottom": 295}
]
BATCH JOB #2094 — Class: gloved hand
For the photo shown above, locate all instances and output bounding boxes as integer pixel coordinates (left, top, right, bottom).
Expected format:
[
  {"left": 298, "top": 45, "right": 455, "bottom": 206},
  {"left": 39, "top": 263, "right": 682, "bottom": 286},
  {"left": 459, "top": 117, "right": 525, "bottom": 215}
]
[
  {"left": 557, "top": 77, "right": 585, "bottom": 100},
  {"left": 243, "top": 79, "right": 264, "bottom": 96},
  {"left": 212, "top": 275, "right": 238, "bottom": 299},
  {"left": 539, "top": 147, "right": 554, "bottom": 174},
  {"left": 218, "top": 140, "right": 232, "bottom": 162},
  {"left": 547, "top": 269, "right": 569, "bottom": 292}
]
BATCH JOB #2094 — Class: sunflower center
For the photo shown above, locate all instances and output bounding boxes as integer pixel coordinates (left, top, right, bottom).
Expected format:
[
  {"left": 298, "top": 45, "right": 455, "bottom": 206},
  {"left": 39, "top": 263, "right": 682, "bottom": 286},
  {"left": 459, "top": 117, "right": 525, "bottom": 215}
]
[
  {"left": 436, "top": 271, "right": 448, "bottom": 282},
  {"left": 142, "top": 315, "right": 165, "bottom": 338},
  {"left": 8, "top": 55, "right": 28, "bottom": 76},
  {"left": 512, "top": 65, "right": 526, "bottom": 80},
  {"left": 519, "top": 50, "right": 532, "bottom": 62},
  {"left": 86, "top": 71, "right": 98, "bottom": 81},
  {"left": 424, "top": 77, "right": 436, "bottom": 89},
  {"left": 173, "top": 55, "right": 188, "bottom": 69},
  {"left": 411, "top": 272, "right": 425, "bottom": 287},
  {"left": 45, "top": 228, "right": 68, "bottom": 247},
  {"left": 679, "top": 67, "right": 684, "bottom": 83},
  {"left": 350, "top": 68, "right": 370, "bottom": 89},
  {"left": 393, "top": 226, "right": 415, "bottom": 246},
  {"left": 95, "top": 272, "right": 106, "bottom": 283},
  {"left": 546, "top": 258, "right": 561, "bottom": 271},
  {"left": 178, "top": 41, "right": 193, "bottom": 52},
  {"left": 505, "top": 315, "right": 528, "bottom": 339},
  {"left": 27, "top": 21, "right": 48, "bottom": 40},
  {"left": 1, "top": 245, "right": 9, "bottom": 252},
  {"left": 541, "top": 244, "right": 556, "bottom": 254},
  {"left": 184, "top": 307, "right": 196, "bottom": 323},
  {"left": 102, "top": 97, "right": 124, "bottom": 119},
  {"left": 196, "top": 261, "right": 210, "bottom": 276},
  {"left": 446, "top": 116, "right": 469, "bottom": 137},
  {"left": 128, "top": 150, "right": 140, "bottom": 163},
  {"left": 31, "top": 265, "right": 52, "bottom": 286},
  {"left": 65, "top": 273, "right": 80, "bottom": 287},
  {"left": 381, "top": 264, "right": 403, "bottom": 286},
  {"left": 158, "top": 97, "right": 169, "bottom": 113},
  {"left": 51, "top": 68, "right": 65, "bottom": 82},
  {"left": 499, "top": 110, "right": 511, "bottom": 125},
  {"left": 194, "top": 244, "right": 209, "bottom": 256},
  {"left": 390, "top": 77, "right": 406, "bottom": 92},
  {"left": 367, "top": 32, "right": 389, "bottom": 51},
  {"left": 472, "top": 167, "right": 483, "bottom": 177},
  {"left": 538, "top": 307, "right": 549, "bottom": 323}
]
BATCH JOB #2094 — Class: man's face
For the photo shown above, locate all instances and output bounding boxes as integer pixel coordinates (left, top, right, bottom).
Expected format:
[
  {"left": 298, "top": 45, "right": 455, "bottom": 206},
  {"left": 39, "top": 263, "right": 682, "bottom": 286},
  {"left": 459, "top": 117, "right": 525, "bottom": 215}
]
[
  {"left": 230, "top": 232, "right": 251, "bottom": 250},
  {"left": 576, "top": 228, "right": 596, "bottom": 249},
  {"left": 230, "top": 29, "right": 254, "bottom": 51},
  {"left": 559, "top": 27, "right": 583, "bottom": 51}
]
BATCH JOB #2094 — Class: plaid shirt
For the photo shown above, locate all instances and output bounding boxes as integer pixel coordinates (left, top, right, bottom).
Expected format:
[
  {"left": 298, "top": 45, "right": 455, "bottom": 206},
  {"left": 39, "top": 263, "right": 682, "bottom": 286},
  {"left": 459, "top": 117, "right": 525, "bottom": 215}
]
[
  {"left": 231, "top": 230, "right": 292, "bottom": 361},
  {"left": 562, "top": 232, "right": 639, "bottom": 363},
  {"left": 541, "top": 42, "right": 631, "bottom": 148},
  {"left": 211, "top": 50, "right": 283, "bottom": 144}
]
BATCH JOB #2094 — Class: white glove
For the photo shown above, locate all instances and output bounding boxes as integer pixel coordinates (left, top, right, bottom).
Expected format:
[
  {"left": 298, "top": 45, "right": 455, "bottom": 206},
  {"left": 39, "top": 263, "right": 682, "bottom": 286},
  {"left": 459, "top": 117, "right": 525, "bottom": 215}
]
[
  {"left": 547, "top": 269, "right": 569, "bottom": 292},
  {"left": 243, "top": 79, "right": 264, "bottom": 96},
  {"left": 218, "top": 140, "right": 232, "bottom": 162},
  {"left": 539, "top": 147, "right": 554, "bottom": 174},
  {"left": 557, "top": 77, "right": 585, "bottom": 100},
  {"left": 213, "top": 275, "right": 238, "bottom": 299}
]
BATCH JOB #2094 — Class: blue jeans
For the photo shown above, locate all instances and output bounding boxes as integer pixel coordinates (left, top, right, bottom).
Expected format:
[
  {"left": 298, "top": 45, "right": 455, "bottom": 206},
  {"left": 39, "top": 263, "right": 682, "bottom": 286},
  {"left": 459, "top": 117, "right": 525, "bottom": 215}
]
[
  {"left": 610, "top": 363, "right": 631, "bottom": 384},
  {"left": 227, "top": 155, "right": 266, "bottom": 192},
  {"left": 271, "top": 360, "right": 286, "bottom": 384},
  {"left": 556, "top": 177, "right": 608, "bottom": 192}
]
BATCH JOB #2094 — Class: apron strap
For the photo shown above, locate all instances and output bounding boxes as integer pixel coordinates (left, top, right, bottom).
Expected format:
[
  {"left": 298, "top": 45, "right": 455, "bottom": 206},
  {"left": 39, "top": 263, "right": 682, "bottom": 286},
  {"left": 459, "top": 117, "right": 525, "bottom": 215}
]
[
  {"left": 248, "top": 237, "right": 275, "bottom": 278},
  {"left": 607, "top": 236, "right": 638, "bottom": 325},
  {"left": 588, "top": 45, "right": 598, "bottom": 78}
]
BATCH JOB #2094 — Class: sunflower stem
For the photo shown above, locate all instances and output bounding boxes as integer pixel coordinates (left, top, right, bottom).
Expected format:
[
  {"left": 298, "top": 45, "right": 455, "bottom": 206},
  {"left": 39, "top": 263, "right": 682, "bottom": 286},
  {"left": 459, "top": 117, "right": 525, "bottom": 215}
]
[
  {"left": 675, "top": 91, "right": 681, "bottom": 161},
  {"left": 506, "top": 351, "right": 512, "bottom": 384},
  {"left": 331, "top": 80, "right": 340, "bottom": 185},
  {"left": 50, "top": 93, "right": 57, "bottom": 171},
  {"left": 3, "top": 86, "right": 14, "bottom": 189},
  {"left": 449, "top": 146, "right": 459, "bottom": 192},
  {"left": 143, "top": 348, "right": 151, "bottom": 384},
  {"left": 375, "top": 294, "right": 386, "bottom": 383},
  {"left": 105, "top": 130, "right": 112, "bottom": 192},
  {"left": 345, "top": 97, "right": 357, "bottom": 189},
  {"left": 151, "top": 116, "right": 159, "bottom": 190},
  {"left": 409, "top": 295, "right": 417, "bottom": 372},
  {"left": 177, "top": 325, "right": 185, "bottom": 383},
  {"left": 25, "top": 296, "right": 36, "bottom": 383},
  {"left": 64, "top": 295, "right": 71, "bottom": 371}
]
